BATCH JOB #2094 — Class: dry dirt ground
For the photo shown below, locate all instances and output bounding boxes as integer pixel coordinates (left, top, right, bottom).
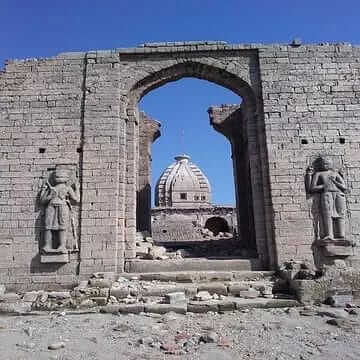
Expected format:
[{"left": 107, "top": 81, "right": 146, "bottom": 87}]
[{"left": 1, "top": 306, "right": 360, "bottom": 360}]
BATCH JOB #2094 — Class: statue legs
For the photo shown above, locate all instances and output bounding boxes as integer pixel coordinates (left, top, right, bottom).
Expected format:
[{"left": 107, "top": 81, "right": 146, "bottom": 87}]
[
  {"left": 58, "top": 230, "right": 67, "bottom": 253},
  {"left": 320, "top": 192, "right": 346, "bottom": 240},
  {"left": 43, "top": 229, "right": 67, "bottom": 253},
  {"left": 43, "top": 230, "right": 53, "bottom": 252},
  {"left": 321, "top": 193, "right": 334, "bottom": 240}
]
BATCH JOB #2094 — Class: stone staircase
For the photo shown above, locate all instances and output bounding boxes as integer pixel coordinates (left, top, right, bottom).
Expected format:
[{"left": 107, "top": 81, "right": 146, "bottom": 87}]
[
  {"left": 98, "top": 270, "right": 299, "bottom": 315},
  {"left": 0, "top": 270, "right": 300, "bottom": 315}
]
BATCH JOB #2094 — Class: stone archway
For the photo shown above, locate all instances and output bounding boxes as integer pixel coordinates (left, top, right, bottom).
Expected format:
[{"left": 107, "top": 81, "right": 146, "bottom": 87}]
[
  {"left": 205, "top": 217, "right": 230, "bottom": 236},
  {"left": 121, "top": 59, "right": 274, "bottom": 270}
]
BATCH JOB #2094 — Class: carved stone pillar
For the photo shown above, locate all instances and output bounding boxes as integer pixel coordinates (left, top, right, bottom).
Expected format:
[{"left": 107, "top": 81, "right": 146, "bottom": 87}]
[{"left": 137, "top": 112, "right": 161, "bottom": 234}]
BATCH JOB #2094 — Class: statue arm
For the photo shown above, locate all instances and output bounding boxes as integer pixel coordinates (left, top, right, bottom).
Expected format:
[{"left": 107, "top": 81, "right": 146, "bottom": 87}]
[
  {"left": 309, "top": 172, "right": 323, "bottom": 193},
  {"left": 304, "top": 167, "right": 313, "bottom": 194},
  {"left": 333, "top": 174, "right": 347, "bottom": 193},
  {"left": 68, "top": 182, "right": 80, "bottom": 203},
  {"left": 39, "top": 184, "right": 54, "bottom": 204}
]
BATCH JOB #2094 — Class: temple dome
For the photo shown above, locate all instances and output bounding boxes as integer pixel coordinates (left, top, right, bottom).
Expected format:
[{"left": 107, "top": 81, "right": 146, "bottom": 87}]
[{"left": 155, "top": 154, "right": 212, "bottom": 208}]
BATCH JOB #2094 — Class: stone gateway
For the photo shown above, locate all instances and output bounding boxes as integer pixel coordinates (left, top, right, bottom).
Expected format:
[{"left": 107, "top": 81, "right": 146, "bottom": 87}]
[{"left": 1, "top": 41, "right": 360, "bottom": 289}]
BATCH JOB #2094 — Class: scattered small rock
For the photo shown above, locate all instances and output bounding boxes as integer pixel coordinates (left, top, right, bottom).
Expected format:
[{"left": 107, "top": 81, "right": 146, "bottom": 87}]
[
  {"left": 48, "top": 342, "right": 65, "bottom": 350},
  {"left": 160, "top": 342, "right": 179, "bottom": 354},
  {"left": 326, "top": 318, "right": 355, "bottom": 330},
  {"left": 0, "top": 285, "right": 5, "bottom": 296},
  {"left": 23, "top": 327, "right": 33, "bottom": 337},
  {"left": 194, "top": 291, "right": 212, "bottom": 301},
  {"left": 300, "top": 309, "right": 317, "bottom": 317},
  {"left": 199, "top": 331, "right": 218, "bottom": 343},
  {"left": 239, "top": 287, "right": 260, "bottom": 299}
]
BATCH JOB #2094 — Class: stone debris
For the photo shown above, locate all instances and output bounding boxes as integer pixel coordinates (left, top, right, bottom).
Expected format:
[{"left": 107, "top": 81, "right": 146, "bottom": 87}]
[
  {"left": 0, "top": 285, "right": 5, "bottom": 296},
  {"left": 3, "top": 303, "right": 360, "bottom": 359},
  {"left": 0, "top": 271, "right": 301, "bottom": 316},
  {"left": 164, "top": 292, "right": 187, "bottom": 304},
  {"left": 0, "top": 293, "right": 21, "bottom": 303},
  {"left": 199, "top": 331, "right": 218, "bottom": 343},
  {"left": 326, "top": 291, "right": 353, "bottom": 308},
  {"left": 23, "top": 291, "right": 42, "bottom": 303},
  {"left": 48, "top": 342, "right": 66, "bottom": 350},
  {"left": 239, "top": 287, "right": 260, "bottom": 299},
  {"left": 194, "top": 291, "right": 213, "bottom": 301}
]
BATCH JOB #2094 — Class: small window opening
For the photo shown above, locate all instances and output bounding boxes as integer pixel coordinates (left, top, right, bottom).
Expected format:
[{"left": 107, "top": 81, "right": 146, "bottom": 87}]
[
  {"left": 201, "top": 196, "right": 206, "bottom": 201},
  {"left": 301, "top": 139, "right": 308, "bottom": 145},
  {"left": 339, "top": 138, "right": 346, "bottom": 144},
  {"left": 180, "top": 193, "right": 187, "bottom": 200},
  {"left": 194, "top": 195, "right": 199, "bottom": 200},
  {"left": 39, "top": 148, "right": 46, "bottom": 153},
  {"left": 77, "top": 147, "right": 83, "bottom": 153}
]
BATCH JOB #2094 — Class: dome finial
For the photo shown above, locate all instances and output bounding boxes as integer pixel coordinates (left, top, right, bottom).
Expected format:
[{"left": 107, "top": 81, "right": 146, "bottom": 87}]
[{"left": 174, "top": 154, "right": 190, "bottom": 163}]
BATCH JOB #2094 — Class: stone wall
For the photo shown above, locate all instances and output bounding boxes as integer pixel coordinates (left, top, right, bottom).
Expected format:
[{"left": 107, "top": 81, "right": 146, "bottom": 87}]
[
  {"left": 151, "top": 206, "right": 237, "bottom": 243},
  {"left": 0, "top": 54, "right": 85, "bottom": 289},
  {"left": 258, "top": 43, "right": 360, "bottom": 266},
  {"left": 1, "top": 41, "right": 360, "bottom": 288}
]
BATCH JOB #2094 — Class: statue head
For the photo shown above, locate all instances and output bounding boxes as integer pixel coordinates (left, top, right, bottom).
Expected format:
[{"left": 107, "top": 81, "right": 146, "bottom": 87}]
[
  {"left": 320, "top": 157, "right": 333, "bottom": 171},
  {"left": 54, "top": 169, "right": 69, "bottom": 184},
  {"left": 313, "top": 156, "right": 333, "bottom": 171}
]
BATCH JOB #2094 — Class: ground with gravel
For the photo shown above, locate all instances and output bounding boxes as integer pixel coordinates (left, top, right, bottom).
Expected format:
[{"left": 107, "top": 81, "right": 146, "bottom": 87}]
[{"left": 1, "top": 305, "right": 360, "bottom": 360}]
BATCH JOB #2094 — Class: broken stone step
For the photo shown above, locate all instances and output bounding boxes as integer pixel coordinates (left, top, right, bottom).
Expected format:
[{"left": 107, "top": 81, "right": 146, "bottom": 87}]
[
  {"left": 188, "top": 297, "right": 300, "bottom": 313},
  {"left": 122, "top": 270, "right": 275, "bottom": 283},
  {"left": 99, "top": 297, "right": 299, "bottom": 316},
  {"left": 144, "top": 303, "right": 187, "bottom": 315},
  {"left": 139, "top": 284, "right": 197, "bottom": 297},
  {"left": 125, "top": 259, "right": 259, "bottom": 273},
  {"left": 123, "top": 281, "right": 274, "bottom": 298}
]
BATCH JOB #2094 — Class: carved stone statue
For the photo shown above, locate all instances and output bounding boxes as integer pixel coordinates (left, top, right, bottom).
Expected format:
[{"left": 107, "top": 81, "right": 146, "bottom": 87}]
[
  {"left": 305, "top": 156, "right": 347, "bottom": 241},
  {"left": 39, "top": 166, "right": 80, "bottom": 254}
]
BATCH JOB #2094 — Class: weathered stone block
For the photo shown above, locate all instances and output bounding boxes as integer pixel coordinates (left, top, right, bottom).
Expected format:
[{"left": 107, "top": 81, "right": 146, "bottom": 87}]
[
  {"left": 88, "top": 278, "right": 112, "bottom": 288},
  {"left": 187, "top": 301, "right": 219, "bottom": 313},
  {"left": 197, "top": 283, "right": 227, "bottom": 296},
  {"left": 110, "top": 285, "right": 129, "bottom": 299},
  {"left": 144, "top": 303, "right": 187, "bottom": 315},
  {"left": 164, "top": 292, "right": 187, "bottom": 305}
]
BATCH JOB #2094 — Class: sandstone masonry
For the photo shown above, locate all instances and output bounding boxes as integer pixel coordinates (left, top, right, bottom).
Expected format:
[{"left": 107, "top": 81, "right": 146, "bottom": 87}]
[{"left": 1, "top": 41, "right": 360, "bottom": 288}]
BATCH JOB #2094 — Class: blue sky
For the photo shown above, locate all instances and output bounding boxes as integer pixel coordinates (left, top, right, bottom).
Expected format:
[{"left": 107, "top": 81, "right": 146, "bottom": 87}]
[{"left": 2, "top": 0, "right": 360, "bottom": 205}]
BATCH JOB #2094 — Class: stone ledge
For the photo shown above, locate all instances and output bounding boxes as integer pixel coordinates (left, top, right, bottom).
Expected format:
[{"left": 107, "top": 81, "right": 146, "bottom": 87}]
[{"left": 40, "top": 253, "right": 69, "bottom": 264}]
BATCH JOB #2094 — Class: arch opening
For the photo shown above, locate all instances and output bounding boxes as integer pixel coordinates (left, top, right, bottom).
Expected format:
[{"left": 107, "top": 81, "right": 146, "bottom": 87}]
[
  {"left": 205, "top": 217, "right": 230, "bottom": 236},
  {"left": 124, "top": 60, "right": 270, "bottom": 268}
]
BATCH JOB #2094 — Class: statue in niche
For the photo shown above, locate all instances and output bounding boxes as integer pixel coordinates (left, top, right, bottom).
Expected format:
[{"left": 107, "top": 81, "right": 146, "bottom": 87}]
[
  {"left": 305, "top": 156, "right": 347, "bottom": 241},
  {"left": 39, "top": 166, "right": 80, "bottom": 253}
]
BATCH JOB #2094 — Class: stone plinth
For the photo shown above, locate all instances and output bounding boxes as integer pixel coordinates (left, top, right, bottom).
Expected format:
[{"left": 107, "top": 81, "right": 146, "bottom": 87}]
[
  {"left": 314, "top": 239, "right": 355, "bottom": 268},
  {"left": 41, "top": 253, "right": 69, "bottom": 264}
]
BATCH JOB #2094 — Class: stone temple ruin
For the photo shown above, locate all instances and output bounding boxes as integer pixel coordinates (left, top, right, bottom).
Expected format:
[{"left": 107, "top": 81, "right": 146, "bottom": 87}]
[
  {"left": 143, "top": 153, "right": 237, "bottom": 259},
  {"left": 1, "top": 40, "right": 360, "bottom": 309}
]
